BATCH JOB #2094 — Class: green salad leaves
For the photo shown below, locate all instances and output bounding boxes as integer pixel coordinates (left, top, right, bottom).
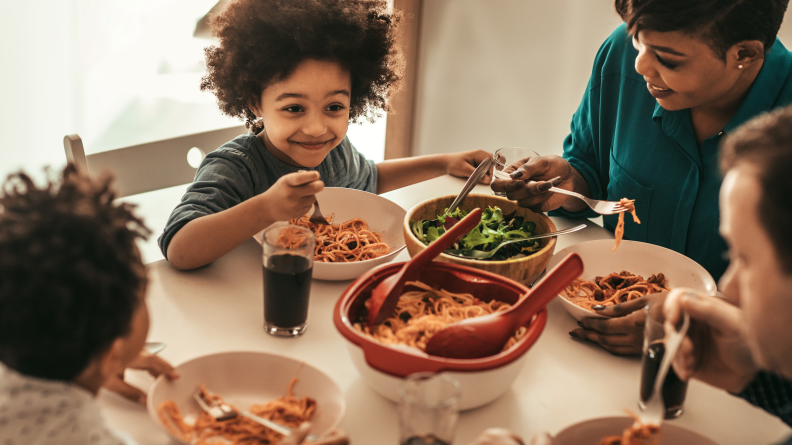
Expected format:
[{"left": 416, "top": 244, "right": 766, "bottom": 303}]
[{"left": 410, "top": 206, "right": 541, "bottom": 261}]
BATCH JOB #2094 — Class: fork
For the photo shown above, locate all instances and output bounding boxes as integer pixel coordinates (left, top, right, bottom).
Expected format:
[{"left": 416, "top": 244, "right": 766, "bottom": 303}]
[
  {"left": 547, "top": 187, "right": 628, "bottom": 215},
  {"left": 193, "top": 388, "right": 318, "bottom": 441},
  {"left": 308, "top": 199, "right": 330, "bottom": 225},
  {"left": 444, "top": 224, "right": 587, "bottom": 259},
  {"left": 640, "top": 310, "right": 691, "bottom": 427},
  {"left": 492, "top": 170, "right": 628, "bottom": 215}
]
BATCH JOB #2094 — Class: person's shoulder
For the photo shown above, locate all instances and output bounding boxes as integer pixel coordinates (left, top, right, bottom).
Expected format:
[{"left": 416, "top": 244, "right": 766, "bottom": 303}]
[
  {"left": 213, "top": 132, "right": 260, "bottom": 157},
  {"left": 591, "top": 23, "right": 641, "bottom": 82},
  {"left": 765, "top": 38, "right": 792, "bottom": 104}
]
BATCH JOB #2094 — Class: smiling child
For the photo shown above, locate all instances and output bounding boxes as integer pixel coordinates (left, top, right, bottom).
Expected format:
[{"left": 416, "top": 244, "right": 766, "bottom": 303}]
[{"left": 160, "top": 0, "right": 491, "bottom": 270}]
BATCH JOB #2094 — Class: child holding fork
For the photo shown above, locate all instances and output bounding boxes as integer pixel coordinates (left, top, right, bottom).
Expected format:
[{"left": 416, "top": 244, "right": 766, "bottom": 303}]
[{"left": 160, "top": 0, "right": 492, "bottom": 270}]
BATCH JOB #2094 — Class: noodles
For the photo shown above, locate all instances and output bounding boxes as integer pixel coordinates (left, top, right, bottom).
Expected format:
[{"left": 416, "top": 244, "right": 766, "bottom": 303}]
[
  {"left": 599, "top": 410, "right": 662, "bottom": 445},
  {"left": 289, "top": 215, "right": 390, "bottom": 262},
  {"left": 613, "top": 198, "right": 640, "bottom": 251},
  {"left": 562, "top": 271, "right": 670, "bottom": 311},
  {"left": 355, "top": 281, "right": 528, "bottom": 352},
  {"left": 156, "top": 379, "right": 316, "bottom": 445}
]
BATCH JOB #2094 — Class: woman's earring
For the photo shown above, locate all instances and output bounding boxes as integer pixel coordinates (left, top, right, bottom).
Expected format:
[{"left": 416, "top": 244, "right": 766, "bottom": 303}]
[{"left": 738, "top": 64, "right": 744, "bottom": 69}]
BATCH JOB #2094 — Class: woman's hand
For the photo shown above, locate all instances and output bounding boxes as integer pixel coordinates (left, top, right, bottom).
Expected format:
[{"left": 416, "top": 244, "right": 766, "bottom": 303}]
[
  {"left": 664, "top": 288, "right": 758, "bottom": 393},
  {"left": 490, "top": 155, "right": 588, "bottom": 213},
  {"left": 569, "top": 293, "right": 667, "bottom": 356},
  {"left": 279, "top": 424, "right": 349, "bottom": 445},
  {"left": 445, "top": 150, "right": 493, "bottom": 184},
  {"left": 264, "top": 170, "right": 324, "bottom": 222},
  {"left": 104, "top": 353, "right": 179, "bottom": 405},
  {"left": 467, "top": 428, "right": 527, "bottom": 445}
]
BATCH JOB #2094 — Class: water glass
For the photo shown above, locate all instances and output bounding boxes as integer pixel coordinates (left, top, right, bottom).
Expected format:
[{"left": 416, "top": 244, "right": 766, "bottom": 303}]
[
  {"left": 492, "top": 147, "right": 540, "bottom": 196},
  {"left": 261, "top": 222, "right": 315, "bottom": 337},
  {"left": 639, "top": 302, "right": 688, "bottom": 418},
  {"left": 398, "top": 373, "right": 460, "bottom": 445}
]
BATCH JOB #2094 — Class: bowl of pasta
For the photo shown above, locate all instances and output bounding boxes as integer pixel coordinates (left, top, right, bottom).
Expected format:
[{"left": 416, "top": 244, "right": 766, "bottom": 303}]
[
  {"left": 260, "top": 187, "right": 407, "bottom": 281},
  {"left": 403, "top": 193, "right": 557, "bottom": 286},
  {"left": 548, "top": 239, "right": 717, "bottom": 321},
  {"left": 554, "top": 415, "right": 719, "bottom": 445},
  {"left": 147, "top": 351, "right": 345, "bottom": 444},
  {"left": 333, "top": 259, "right": 548, "bottom": 410}
]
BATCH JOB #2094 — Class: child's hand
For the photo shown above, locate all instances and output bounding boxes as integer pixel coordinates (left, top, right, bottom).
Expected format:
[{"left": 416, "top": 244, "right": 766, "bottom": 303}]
[
  {"left": 265, "top": 171, "right": 325, "bottom": 222},
  {"left": 445, "top": 150, "right": 493, "bottom": 184},
  {"left": 104, "top": 353, "right": 179, "bottom": 405}
]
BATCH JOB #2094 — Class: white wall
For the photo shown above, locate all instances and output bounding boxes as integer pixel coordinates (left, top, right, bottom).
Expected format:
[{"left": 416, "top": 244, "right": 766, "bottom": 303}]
[
  {"left": 3, "top": 1, "right": 792, "bottom": 183},
  {"left": 413, "top": 0, "right": 792, "bottom": 158}
]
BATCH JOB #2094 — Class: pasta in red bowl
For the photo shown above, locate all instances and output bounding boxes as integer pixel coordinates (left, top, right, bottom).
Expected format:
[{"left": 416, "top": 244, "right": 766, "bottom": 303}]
[{"left": 333, "top": 260, "right": 548, "bottom": 410}]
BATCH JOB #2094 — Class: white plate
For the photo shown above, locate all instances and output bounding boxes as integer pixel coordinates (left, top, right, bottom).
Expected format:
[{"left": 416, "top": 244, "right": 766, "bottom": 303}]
[
  {"left": 547, "top": 240, "right": 717, "bottom": 321},
  {"left": 147, "top": 351, "right": 345, "bottom": 443},
  {"left": 555, "top": 416, "right": 719, "bottom": 445},
  {"left": 255, "top": 188, "right": 406, "bottom": 281}
]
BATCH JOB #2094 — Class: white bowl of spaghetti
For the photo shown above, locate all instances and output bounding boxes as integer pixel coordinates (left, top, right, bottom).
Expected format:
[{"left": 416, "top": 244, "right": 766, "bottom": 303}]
[
  {"left": 289, "top": 187, "right": 406, "bottom": 281},
  {"left": 554, "top": 415, "right": 719, "bottom": 445},
  {"left": 147, "top": 351, "right": 345, "bottom": 444},
  {"left": 547, "top": 239, "right": 717, "bottom": 321}
]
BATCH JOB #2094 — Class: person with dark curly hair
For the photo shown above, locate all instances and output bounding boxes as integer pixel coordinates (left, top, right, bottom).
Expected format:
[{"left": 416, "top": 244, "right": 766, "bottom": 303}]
[
  {"left": 159, "top": 0, "right": 492, "bottom": 270},
  {"left": 492, "top": 0, "right": 792, "bottom": 356},
  {"left": 0, "top": 165, "right": 178, "bottom": 445}
]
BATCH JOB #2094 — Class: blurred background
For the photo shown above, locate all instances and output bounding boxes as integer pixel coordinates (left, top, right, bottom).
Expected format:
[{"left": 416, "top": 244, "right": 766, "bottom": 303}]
[{"left": 2, "top": 0, "right": 792, "bottom": 181}]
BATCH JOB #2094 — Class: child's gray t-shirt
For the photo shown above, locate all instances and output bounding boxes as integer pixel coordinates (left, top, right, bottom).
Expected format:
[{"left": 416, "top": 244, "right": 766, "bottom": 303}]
[{"left": 158, "top": 133, "right": 377, "bottom": 259}]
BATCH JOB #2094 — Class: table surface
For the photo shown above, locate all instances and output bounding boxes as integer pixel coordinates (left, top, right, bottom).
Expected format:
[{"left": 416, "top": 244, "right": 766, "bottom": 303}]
[{"left": 100, "top": 175, "right": 792, "bottom": 445}]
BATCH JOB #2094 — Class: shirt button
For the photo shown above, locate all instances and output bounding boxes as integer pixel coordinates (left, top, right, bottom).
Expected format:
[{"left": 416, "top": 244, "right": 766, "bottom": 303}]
[{"left": 718, "top": 131, "right": 724, "bottom": 136}]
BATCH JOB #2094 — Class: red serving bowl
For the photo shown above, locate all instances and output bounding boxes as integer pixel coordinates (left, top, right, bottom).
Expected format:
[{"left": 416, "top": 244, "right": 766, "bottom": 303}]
[{"left": 333, "top": 260, "right": 548, "bottom": 409}]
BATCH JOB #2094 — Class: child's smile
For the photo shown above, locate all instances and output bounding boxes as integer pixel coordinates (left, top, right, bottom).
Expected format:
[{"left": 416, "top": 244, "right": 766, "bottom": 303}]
[{"left": 251, "top": 59, "right": 352, "bottom": 168}]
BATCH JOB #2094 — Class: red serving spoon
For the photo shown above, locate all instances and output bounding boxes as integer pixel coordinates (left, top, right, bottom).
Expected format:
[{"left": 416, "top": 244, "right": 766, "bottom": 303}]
[
  {"left": 424, "top": 252, "right": 584, "bottom": 359},
  {"left": 367, "top": 208, "right": 483, "bottom": 328}
]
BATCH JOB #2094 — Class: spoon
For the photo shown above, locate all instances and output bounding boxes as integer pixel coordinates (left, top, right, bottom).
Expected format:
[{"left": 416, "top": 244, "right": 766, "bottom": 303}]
[
  {"left": 424, "top": 252, "right": 584, "bottom": 359},
  {"left": 640, "top": 307, "right": 690, "bottom": 426},
  {"left": 366, "top": 208, "right": 484, "bottom": 328},
  {"left": 446, "top": 156, "right": 493, "bottom": 215},
  {"left": 144, "top": 341, "right": 166, "bottom": 355}
]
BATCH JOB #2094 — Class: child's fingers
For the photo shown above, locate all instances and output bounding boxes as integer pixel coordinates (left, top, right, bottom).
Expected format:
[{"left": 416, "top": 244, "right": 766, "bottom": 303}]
[
  {"left": 104, "top": 374, "right": 147, "bottom": 405},
  {"left": 285, "top": 170, "right": 322, "bottom": 187}
]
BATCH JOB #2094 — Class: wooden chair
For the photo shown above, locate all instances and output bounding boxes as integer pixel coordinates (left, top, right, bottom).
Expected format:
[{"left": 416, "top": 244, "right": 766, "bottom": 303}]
[{"left": 63, "top": 125, "right": 247, "bottom": 198}]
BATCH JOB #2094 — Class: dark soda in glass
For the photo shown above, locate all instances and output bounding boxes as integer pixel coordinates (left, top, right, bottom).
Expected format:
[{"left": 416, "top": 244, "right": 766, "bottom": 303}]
[
  {"left": 263, "top": 254, "right": 312, "bottom": 330},
  {"left": 640, "top": 341, "right": 688, "bottom": 418},
  {"left": 401, "top": 434, "right": 451, "bottom": 445}
]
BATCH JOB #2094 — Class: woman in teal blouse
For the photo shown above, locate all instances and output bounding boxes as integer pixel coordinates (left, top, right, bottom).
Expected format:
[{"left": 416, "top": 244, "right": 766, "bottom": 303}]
[{"left": 492, "top": 0, "right": 792, "bottom": 354}]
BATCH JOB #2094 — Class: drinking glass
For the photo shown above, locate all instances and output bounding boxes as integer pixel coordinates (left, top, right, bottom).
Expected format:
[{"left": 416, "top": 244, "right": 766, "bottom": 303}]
[
  {"left": 261, "top": 222, "right": 315, "bottom": 337},
  {"left": 398, "top": 372, "right": 460, "bottom": 445},
  {"left": 639, "top": 302, "right": 689, "bottom": 418},
  {"left": 492, "top": 147, "right": 540, "bottom": 196}
]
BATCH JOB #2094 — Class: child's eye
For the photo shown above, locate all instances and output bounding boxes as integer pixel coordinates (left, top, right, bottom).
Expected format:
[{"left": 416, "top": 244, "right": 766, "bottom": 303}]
[
  {"left": 326, "top": 104, "right": 346, "bottom": 112},
  {"left": 655, "top": 54, "right": 678, "bottom": 69},
  {"left": 283, "top": 105, "right": 304, "bottom": 113}
]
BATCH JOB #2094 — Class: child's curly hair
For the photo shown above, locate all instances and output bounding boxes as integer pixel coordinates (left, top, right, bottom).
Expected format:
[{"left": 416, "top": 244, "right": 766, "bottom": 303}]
[
  {"left": 0, "top": 165, "right": 150, "bottom": 380},
  {"left": 200, "top": 0, "right": 404, "bottom": 132}
]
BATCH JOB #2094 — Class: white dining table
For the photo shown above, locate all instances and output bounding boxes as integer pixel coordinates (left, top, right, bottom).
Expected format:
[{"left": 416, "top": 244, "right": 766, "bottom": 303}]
[{"left": 99, "top": 175, "right": 792, "bottom": 445}]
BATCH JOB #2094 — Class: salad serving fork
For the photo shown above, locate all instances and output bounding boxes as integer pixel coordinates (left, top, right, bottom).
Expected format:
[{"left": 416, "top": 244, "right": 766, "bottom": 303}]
[
  {"left": 193, "top": 388, "right": 318, "bottom": 441},
  {"left": 444, "top": 223, "right": 587, "bottom": 259}
]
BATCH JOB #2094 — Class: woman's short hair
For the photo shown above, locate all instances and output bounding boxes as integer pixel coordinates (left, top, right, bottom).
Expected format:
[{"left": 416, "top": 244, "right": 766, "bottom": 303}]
[
  {"left": 720, "top": 105, "right": 792, "bottom": 274},
  {"left": 615, "top": 0, "right": 789, "bottom": 59},
  {"left": 200, "top": 0, "right": 403, "bottom": 132}
]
